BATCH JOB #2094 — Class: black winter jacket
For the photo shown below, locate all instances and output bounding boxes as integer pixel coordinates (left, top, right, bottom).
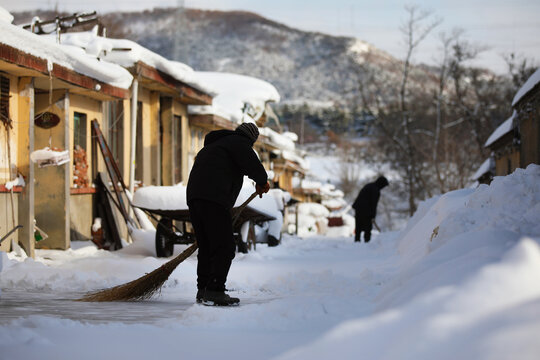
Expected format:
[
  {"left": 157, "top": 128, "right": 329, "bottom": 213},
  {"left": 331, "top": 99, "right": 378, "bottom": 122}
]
[
  {"left": 352, "top": 177, "right": 388, "bottom": 219},
  {"left": 186, "top": 130, "right": 268, "bottom": 209}
]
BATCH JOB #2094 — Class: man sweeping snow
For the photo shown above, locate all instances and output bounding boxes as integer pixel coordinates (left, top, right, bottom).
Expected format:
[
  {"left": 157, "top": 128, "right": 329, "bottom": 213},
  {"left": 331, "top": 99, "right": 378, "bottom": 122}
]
[
  {"left": 187, "top": 123, "right": 270, "bottom": 306},
  {"left": 352, "top": 176, "right": 389, "bottom": 243}
]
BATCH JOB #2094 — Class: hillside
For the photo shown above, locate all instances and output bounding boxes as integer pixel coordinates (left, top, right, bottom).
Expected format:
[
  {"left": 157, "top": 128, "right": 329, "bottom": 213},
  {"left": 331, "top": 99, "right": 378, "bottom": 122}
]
[{"left": 12, "top": 8, "right": 404, "bottom": 107}]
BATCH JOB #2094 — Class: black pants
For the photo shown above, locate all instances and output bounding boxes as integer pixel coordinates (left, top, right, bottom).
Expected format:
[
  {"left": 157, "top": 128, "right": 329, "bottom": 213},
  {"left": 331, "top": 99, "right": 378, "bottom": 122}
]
[
  {"left": 189, "top": 199, "right": 236, "bottom": 291},
  {"left": 355, "top": 215, "right": 372, "bottom": 242}
]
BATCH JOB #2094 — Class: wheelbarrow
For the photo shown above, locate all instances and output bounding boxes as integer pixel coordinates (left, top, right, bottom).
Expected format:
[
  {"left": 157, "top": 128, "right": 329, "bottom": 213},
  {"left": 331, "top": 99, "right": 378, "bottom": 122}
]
[{"left": 135, "top": 202, "right": 276, "bottom": 258}]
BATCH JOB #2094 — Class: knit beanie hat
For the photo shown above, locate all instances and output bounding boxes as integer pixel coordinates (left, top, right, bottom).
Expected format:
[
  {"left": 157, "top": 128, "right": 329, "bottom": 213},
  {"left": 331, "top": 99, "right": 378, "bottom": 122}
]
[
  {"left": 375, "top": 176, "right": 389, "bottom": 189},
  {"left": 235, "top": 122, "right": 259, "bottom": 143}
]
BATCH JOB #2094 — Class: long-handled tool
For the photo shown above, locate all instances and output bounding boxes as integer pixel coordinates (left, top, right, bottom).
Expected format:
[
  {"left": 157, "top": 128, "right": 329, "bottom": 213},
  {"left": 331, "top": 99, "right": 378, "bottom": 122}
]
[
  {"left": 372, "top": 219, "right": 382, "bottom": 232},
  {"left": 0, "top": 225, "right": 22, "bottom": 244},
  {"left": 78, "top": 191, "right": 259, "bottom": 302}
]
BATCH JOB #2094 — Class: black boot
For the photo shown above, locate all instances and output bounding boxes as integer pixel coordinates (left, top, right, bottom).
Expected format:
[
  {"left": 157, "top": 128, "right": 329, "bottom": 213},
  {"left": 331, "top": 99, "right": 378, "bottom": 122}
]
[
  {"left": 200, "top": 289, "right": 240, "bottom": 306},
  {"left": 196, "top": 289, "right": 204, "bottom": 303}
]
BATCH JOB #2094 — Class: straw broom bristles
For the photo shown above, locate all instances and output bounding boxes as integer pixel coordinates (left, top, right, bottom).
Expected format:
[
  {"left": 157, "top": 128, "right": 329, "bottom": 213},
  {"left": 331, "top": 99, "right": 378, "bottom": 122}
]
[
  {"left": 78, "top": 242, "right": 198, "bottom": 302},
  {"left": 78, "top": 191, "right": 258, "bottom": 302}
]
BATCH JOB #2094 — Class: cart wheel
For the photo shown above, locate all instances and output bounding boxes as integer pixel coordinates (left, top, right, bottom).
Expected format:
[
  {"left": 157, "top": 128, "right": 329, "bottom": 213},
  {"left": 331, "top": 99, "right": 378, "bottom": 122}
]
[
  {"left": 237, "top": 240, "right": 248, "bottom": 254},
  {"left": 267, "top": 235, "right": 280, "bottom": 247},
  {"left": 234, "top": 233, "right": 248, "bottom": 254},
  {"left": 156, "top": 217, "right": 174, "bottom": 257}
]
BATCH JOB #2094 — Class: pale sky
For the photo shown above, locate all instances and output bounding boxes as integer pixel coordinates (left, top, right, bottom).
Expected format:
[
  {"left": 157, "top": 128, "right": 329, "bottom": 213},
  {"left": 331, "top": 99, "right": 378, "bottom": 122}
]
[{"left": 2, "top": 0, "right": 539, "bottom": 74}]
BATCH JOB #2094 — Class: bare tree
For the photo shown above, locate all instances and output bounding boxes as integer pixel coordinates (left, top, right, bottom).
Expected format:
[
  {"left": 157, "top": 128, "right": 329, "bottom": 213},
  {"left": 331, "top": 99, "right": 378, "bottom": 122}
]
[
  {"left": 398, "top": 5, "right": 441, "bottom": 215},
  {"left": 432, "top": 29, "right": 462, "bottom": 193}
]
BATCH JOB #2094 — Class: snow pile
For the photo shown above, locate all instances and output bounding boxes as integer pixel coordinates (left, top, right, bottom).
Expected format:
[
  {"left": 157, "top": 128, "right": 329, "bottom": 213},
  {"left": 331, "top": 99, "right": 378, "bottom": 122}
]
[
  {"left": 132, "top": 183, "right": 188, "bottom": 211},
  {"left": 30, "top": 147, "right": 70, "bottom": 168},
  {"left": 235, "top": 181, "right": 281, "bottom": 221},
  {"left": 133, "top": 180, "right": 281, "bottom": 220},
  {"left": 290, "top": 202, "right": 330, "bottom": 237},
  {"left": 0, "top": 20, "right": 132, "bottom": 89},
  {"left": 276, "top": 164, "right": 540, "bottom": 359},
  {"left": 188, "top": 72, "right": 280, "bottom": 123},
  {"left": 399, "top": 164, "right": 540, "bottom": 267},
  {"left": 277, "top": 238, "right": 540, "bottom": 360},
  {"left": 42, "top": 29, "right": 215, "bottom": 95},
  {"left": 512, "top": 67, "right": 540, "bottom": 106},
  {"left": 325, "top": 213, "right": 355, "bottom": 237},
  {"left": 4, "top": 174, "right": 25, "bottom": 190}
]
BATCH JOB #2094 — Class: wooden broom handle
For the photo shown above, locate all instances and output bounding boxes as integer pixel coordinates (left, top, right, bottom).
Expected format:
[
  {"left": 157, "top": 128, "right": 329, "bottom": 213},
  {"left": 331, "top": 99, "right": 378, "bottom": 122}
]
[{"left": 232, "top": 191, "right": 259, "bottom": 227}]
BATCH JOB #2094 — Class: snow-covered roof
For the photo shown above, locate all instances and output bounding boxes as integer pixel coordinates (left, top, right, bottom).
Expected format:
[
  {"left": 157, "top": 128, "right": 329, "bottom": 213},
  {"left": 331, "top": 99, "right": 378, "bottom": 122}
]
[
  {"left": 260, "top": 127, "right": 295, "bottom": 151},
  {"left": 472, "top": 157, "right": 495, "bottom": 180},
  {"left": 188, "top": 72, "right": 280, "bottom": 124},
  {"left": 512, "top": 67, "right": 540, "bottom": 106},
  {"left": 40, "top": 28, "right": 216, "bottom": 95},
  {"left": 0, "top": 6, "right": 13, "bottom": 24},
  {"left": 0, "top": 13, "right": 132, "bottom": 90},
  {"left": 484, "top": 111, "right": 516, "bottom": 148}
]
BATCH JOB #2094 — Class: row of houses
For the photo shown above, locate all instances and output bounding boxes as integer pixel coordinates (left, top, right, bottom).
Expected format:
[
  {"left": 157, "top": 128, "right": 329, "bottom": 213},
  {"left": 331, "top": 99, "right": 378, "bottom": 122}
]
[
  {"left": 0, "top": 8, "right": 311, "bottom": 258},
  {"left": 474, "top": 68, "right": 540, "bottom": 184}
]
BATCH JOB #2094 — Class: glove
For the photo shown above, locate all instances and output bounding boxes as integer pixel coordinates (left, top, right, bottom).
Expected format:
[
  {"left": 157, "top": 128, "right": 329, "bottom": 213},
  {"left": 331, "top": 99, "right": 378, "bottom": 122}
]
[{"left": 256, "top": 182, "right": 270, "bottom": 198}]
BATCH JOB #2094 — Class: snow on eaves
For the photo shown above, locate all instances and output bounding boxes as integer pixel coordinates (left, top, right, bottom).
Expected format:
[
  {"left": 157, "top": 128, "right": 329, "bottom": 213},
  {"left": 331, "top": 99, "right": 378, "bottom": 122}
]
[
  {"left": 484, "top": 111, "right": 516, "bottom": 148},
  {"left": 512, "top": 67, "right": 540, "bottom": 106},
  {"left": 260, "top": 127, "right": 295, "bottom": 151},
  {"left": 188, "top": 72, "right": 280, "bottom": 124},
  {"left": 42, "top": 29, "right": 216, "bottom": 96},
  {"left": 472, "top": 157, "right": 495, "bottom": 180},
  {"left": 0, "top": 6, "right": 13, "bottom": 24},
  {"left": 0, "top": 19, "right": 132, "bottom": 89}
]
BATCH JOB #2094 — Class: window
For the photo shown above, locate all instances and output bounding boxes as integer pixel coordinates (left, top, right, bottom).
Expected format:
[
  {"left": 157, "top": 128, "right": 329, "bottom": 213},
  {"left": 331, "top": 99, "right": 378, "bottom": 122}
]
[
  {"left": 73, "top": 112, "right": 88, "bottom": 188},
  {"left": 0, "top": 75, "right": 10, "bottom": 127},
  {"left": 73, "top": 112, "right": 87, "bottom": 152}
]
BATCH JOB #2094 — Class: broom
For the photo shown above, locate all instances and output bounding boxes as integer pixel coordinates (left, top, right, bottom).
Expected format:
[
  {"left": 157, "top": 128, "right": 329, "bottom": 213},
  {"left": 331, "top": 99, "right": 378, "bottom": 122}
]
[{"left": 78, "top": 191, "right": 259, "bottom": 302}]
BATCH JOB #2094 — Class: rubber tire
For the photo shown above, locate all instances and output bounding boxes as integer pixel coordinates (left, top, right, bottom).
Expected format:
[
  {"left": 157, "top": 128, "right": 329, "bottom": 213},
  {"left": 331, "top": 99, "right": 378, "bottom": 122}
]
[
  {"left": 156, "top": 217, "right": 174, "bottom": 257},
  {"left": 267, "top": 235, "right": 280, "bottom": 247}
]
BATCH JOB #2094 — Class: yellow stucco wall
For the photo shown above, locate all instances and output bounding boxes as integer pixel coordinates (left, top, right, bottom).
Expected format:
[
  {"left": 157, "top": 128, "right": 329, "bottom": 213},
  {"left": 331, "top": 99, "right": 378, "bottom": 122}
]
[
  {"left": 70, "top": 194, "right": 93, "bottom": 240},
  {"left": 0, "top": 73, "right": 20, "bottom": 252},
  {"left": 0, "top": 193, "right": 18, "bottom": 252},
  {"left": 0, "top": 73, "right": 19, "bottom": 184},
  {"left": 34, "top": 91, "right": 69, "bottom": 250}
]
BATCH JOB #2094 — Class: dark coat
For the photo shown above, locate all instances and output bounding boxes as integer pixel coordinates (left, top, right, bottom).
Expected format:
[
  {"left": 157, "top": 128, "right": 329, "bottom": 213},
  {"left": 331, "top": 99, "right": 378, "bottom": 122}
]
[
  {"left": 352, "top": 177, "right": 388, "bottom": 219},
  {"left": 186, "top": 130, "right": 268, "bottom": 209}
]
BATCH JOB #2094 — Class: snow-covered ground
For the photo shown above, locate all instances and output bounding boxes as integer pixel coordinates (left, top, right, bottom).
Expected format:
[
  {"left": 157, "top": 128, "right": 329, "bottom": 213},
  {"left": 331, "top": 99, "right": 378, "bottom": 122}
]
[{"left": 1, "top": 165, "right": 540, "bottom": 360}]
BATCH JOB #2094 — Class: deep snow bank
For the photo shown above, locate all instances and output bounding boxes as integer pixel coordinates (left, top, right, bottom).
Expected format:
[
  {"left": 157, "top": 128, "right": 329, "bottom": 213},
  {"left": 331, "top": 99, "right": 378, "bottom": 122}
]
[{"left": 277, "top": 164, "right": 540, "bottom": 360}]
